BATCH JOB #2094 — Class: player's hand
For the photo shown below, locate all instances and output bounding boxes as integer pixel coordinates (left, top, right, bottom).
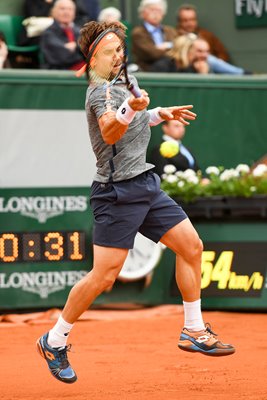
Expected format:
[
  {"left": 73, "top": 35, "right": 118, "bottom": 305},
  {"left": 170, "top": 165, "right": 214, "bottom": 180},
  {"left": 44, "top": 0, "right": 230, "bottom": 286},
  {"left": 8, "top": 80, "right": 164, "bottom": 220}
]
[
  {"left": 128, "top": 90, "right": 150, "bottom": 111},
  {"left": 159, "top": 105, "right": 197, "bottom": 125}
]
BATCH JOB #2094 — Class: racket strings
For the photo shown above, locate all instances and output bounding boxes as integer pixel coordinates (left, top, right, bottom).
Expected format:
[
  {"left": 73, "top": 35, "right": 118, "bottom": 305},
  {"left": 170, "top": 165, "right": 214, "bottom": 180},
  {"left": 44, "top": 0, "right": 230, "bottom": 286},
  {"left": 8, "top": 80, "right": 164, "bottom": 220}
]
[
  {"left": 87, "top": 38, "right": 127, "bottom": 89},
  {"left": 82, "top": 26, "right": 141, "bottom": 96}
]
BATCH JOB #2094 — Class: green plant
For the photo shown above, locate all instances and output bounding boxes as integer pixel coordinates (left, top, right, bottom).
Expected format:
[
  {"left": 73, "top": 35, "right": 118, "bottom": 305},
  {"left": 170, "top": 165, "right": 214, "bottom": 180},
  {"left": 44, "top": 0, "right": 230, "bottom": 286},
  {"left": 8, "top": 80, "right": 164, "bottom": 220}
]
[{"left": 160, "top": 164, "right": 267, "bottom": 203}]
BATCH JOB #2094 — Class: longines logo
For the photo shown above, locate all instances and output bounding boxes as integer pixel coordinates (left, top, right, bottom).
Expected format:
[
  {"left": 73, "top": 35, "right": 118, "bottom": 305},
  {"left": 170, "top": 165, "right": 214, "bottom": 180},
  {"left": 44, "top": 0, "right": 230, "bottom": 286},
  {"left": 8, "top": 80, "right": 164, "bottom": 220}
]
[
  {"left": 0, "top": 196, "right": 88, "bottom": 223},
  {"left": 0, "top": 271, "right": 87, "bottom": 299}
]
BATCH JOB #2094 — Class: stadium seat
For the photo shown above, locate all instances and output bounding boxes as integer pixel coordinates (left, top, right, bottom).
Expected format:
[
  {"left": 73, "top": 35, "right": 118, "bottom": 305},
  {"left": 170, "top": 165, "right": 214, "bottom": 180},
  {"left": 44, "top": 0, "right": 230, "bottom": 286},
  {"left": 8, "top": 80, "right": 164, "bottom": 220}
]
[{"left": 0, "top": 14, "right": 39, "bottom": 53}]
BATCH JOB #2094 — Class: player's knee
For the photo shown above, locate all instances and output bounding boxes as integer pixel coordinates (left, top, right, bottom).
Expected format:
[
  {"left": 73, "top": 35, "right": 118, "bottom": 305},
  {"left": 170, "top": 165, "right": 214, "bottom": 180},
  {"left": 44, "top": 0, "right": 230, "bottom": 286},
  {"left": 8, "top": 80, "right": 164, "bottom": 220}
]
[
  {"left": 180, "top": 236, "right": 203, "bottom": 264},
  {"left": 191, "top": 237, "right": 203, "bottom": 262},
  {"left": 91, "top": 268, "right": 118, "bottom": 294}
]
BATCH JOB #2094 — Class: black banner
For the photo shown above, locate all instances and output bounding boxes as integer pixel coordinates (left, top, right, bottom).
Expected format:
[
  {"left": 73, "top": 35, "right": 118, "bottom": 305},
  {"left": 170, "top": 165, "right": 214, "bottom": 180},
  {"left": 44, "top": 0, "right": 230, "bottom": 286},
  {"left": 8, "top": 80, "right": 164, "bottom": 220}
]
[
  {"left": 171, "top": 242, "right": 266, "bottom": 298},
  {"left": 235, "top": 0, "right": 267, "bottom": 28}
]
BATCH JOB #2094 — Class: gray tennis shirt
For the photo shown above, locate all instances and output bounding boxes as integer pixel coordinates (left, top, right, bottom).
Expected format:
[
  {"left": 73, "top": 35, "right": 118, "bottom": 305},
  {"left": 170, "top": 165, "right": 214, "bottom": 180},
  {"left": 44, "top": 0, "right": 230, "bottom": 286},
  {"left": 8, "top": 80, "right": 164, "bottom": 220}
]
[{"left": 85, "top": 75, "right": 154, "bottom": 183}]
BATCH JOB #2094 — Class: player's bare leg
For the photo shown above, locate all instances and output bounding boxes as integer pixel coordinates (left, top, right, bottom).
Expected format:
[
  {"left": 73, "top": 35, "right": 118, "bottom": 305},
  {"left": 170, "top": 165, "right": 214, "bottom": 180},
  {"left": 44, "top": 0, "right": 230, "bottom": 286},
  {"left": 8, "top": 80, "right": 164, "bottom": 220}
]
[
  {"left": 61, "top": 245, "right": 129, "bottom": 323},
  {"left": 160, "top": 219, "right": 235, "bottom": 356},
  {"left": 37, "top": 246, "right": 129, "bottom": 383},
  {"left": 160, "top": 218, "right": 202, "bottom": 302}
]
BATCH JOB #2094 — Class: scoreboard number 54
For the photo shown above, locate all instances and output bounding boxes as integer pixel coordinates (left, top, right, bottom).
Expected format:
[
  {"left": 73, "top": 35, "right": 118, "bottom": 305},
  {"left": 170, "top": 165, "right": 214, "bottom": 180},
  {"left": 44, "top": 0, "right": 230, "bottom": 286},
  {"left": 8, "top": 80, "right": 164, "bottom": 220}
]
[
  {"left": 201, "top": 251, "right": 233, "bottom": 290},
  {"left": 201, "top": 249, "right": 264, "bottom": 292}
]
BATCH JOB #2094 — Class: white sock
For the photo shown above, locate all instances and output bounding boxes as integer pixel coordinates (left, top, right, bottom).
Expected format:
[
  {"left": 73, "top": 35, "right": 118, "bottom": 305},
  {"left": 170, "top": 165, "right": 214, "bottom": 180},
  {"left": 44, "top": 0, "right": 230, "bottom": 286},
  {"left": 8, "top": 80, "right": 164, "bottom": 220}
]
[
  {"left": 47, "top": 315, "right": 74, "bottom": 348},
  {"left": 183, "top": 299, "right": 205, "bottom": 331}
]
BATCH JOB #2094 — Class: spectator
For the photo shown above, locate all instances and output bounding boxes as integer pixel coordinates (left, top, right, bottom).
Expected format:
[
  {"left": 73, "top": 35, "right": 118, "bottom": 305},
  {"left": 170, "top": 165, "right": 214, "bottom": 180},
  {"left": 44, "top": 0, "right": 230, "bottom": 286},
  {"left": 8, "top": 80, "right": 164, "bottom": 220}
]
[
  {"left": 132, "top": 0, "right": 177, "bottom": 71},
  {"left": 150, "top": 33, "right": 197, "bottom": 72},
  {"left": 98, "top": 7, "right": 122, "bottom": 23},
  {"left": 176, "top": 3, "right": 229, "bottom": 61},
  {"left": 21, "top": 0, "right": 99, "bottom": 34},
  {"left": 189, "top": 36, "right": 248, "bottom": 74},
  {"left": 153, "top": 34, "right": 248, "bottom": 75},
  {"left": 40, "top": 0, "right": 84, "bottom": 70},
  {"left": 150, "top": 119, "right": 199, "bottom": 176},
  {"left": 0, "top": 32, "right": 11, "bottom": 69}
]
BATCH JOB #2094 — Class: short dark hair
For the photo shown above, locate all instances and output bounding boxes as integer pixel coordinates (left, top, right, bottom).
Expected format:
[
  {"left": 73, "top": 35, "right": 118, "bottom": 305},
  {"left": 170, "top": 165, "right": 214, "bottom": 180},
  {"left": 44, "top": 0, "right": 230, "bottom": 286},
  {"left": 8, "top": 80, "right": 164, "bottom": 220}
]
[
  {"left": 177, "top": 3, "right": 197, "bottom": 19},
  {"left": 78, "top": 20, "right": 126, "bottom": 58}
]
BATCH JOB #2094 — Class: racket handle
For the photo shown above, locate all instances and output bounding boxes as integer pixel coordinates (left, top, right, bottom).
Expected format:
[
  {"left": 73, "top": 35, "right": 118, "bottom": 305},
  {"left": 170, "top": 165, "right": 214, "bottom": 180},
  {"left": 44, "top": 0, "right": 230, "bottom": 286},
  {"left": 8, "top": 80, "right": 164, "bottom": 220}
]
[{"left": 128, "top": 83, "right": 142, "bottom": 98}]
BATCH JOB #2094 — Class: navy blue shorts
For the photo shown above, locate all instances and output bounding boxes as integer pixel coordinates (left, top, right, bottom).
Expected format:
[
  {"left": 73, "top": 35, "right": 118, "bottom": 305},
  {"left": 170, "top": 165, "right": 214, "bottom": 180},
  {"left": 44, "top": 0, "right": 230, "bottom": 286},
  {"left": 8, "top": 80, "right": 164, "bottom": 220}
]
[{"left": 90, "top": 170, "right": 187, "bottom": 249}]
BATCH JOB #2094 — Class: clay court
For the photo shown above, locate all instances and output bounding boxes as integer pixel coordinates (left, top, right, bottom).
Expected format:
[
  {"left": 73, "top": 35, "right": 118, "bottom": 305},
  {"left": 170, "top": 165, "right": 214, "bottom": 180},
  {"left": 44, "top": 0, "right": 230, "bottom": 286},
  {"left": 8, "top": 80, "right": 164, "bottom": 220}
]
[{"left": 0, "top": 305, "right": 266, "bottom": 400}]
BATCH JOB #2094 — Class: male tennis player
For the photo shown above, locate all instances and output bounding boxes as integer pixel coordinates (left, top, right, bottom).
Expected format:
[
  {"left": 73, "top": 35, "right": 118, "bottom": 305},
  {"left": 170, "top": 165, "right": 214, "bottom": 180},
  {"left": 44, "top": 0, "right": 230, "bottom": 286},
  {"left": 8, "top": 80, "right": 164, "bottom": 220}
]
[{"left": 37, "top": 20, "right": 235, "bottom": 384}]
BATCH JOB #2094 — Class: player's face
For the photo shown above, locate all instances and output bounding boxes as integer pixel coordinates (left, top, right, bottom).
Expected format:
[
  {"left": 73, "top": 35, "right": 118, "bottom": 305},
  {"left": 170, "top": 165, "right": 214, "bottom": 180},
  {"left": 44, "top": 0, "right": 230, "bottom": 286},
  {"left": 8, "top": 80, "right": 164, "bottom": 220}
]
[
  {"left": 163, "top": 120, "right": 185, "bottom": 140},
  {"left": 94, "top": 39, "right": 124, "bottom": 80},
  {"left": 178, "top": 10, "right": 198, "bottom": 32}
]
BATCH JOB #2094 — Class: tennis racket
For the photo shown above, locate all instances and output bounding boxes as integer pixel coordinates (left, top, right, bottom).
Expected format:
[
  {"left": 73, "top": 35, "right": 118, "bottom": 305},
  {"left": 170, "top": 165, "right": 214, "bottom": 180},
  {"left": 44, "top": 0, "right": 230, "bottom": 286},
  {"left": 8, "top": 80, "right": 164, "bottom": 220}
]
[{"left": 77, "top": 24, "right": 141, "bottom": 98}]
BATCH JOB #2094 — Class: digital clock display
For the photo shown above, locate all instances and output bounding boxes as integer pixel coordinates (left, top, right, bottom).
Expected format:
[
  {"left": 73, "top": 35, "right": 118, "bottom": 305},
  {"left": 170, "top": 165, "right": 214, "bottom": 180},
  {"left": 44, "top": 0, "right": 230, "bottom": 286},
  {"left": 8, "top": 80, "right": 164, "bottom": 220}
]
[{"left": 0, "top": 231, "right": 86, "bottom": 263}]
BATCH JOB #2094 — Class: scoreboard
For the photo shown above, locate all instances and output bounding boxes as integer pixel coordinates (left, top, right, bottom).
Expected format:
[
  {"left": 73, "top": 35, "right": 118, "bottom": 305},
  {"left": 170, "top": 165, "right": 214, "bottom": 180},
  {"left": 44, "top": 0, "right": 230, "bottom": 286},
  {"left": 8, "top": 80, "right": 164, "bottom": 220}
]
[
  {"left": 0, "top": 231, "right": 86, "bottom": 263},
  {"left": 0, "top": 187, "right": 92, "bottom": 309}
]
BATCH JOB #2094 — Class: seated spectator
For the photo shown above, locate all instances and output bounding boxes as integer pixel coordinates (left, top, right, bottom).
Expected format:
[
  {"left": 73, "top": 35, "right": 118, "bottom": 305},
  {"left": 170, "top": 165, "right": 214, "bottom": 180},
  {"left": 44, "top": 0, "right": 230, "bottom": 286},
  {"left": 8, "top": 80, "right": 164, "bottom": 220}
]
[
  {"left": 131, "top": 0, "right": 177, "bottom": 71},
  {"left": 149, "top": 120, "right": 199, "bottom": 176},
  {"left": 189, "top": 36, "right": 249, "bottom": 74},
  {"left": 176, "top": 3, "right": 229, "bottom": 61},
  {"left": 21, "top": 0, "right": 99, "bottom": 38},
  {"left": 153, "top": 34, "right": 248, "bottom": 75},
  {"left": 0, "top": 32, "right": 11, "bottom": 69},
  {"left": 40, "top": 0, "right": 84, "bottom": 70},
  {"left": 150, "top": 34, "right": 196, "bottom": 72},
  {"left": 98, "top": 7, "right": 122, "bottom": 23}
]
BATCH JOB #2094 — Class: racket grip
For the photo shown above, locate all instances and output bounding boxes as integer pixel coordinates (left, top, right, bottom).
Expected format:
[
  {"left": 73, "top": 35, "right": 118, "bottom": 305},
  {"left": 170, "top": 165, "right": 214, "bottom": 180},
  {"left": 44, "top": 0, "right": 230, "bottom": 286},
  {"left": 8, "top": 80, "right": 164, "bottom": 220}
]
[{"left": 128, "top": 83, "right": 142, "bottom": 98}]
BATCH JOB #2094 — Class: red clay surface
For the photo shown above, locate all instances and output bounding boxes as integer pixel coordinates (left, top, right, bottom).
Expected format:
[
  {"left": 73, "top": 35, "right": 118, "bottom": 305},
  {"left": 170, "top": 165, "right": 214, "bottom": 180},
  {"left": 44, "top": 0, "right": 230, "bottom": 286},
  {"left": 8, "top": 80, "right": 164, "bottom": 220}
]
[{"left": 0, "top": 305, "right": 267, "bottom": 400}]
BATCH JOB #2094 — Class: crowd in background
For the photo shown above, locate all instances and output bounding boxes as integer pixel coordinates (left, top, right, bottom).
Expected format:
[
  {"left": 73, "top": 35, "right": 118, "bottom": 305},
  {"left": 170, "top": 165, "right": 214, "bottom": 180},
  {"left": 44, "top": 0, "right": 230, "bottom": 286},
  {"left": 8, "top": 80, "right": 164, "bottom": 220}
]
[{"left": 0, "top": 0, "right": 251, "bottom": 75}]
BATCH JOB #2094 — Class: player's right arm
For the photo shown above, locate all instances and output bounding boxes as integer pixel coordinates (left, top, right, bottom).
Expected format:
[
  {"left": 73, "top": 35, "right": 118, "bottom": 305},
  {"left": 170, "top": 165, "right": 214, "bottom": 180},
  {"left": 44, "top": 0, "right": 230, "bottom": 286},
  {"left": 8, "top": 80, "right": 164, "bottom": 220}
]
[{"left": 98, "top": 92, "right": 150, "bottom": 145}]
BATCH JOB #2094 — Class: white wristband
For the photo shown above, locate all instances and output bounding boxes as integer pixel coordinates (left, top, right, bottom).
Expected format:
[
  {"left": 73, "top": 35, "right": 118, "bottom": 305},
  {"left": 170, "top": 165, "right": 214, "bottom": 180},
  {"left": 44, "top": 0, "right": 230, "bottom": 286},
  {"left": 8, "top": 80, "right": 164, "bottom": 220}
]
[
  {"left": 148, "top": 107, "right": 164, "bottom": 126},
  {"left": 116, "top": 99, "right": 137, "bottom": 125}
]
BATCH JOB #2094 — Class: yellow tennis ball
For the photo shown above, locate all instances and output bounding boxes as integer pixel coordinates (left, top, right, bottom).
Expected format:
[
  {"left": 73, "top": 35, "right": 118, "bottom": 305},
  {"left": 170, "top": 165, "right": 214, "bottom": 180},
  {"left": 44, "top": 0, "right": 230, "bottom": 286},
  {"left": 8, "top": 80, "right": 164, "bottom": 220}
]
[{"left": 159, "top": 141, "right": 179, "bottom": 158}]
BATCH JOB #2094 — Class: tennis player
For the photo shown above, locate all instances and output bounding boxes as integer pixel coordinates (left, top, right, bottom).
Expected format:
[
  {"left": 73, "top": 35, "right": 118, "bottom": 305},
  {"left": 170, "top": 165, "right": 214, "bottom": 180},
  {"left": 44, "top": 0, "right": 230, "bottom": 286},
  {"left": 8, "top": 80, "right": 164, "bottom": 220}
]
[{"left": 37, "top": 20, "right": 235, "bottom": 384}]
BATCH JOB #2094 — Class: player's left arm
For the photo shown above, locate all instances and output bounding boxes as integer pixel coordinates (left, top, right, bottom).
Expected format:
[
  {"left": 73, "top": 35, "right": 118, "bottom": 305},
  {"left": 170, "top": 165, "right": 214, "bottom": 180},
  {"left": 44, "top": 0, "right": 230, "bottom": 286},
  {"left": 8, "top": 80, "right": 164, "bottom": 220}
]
[{"left": 148, "top": 105, "right": 197, "bottom": 126}]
